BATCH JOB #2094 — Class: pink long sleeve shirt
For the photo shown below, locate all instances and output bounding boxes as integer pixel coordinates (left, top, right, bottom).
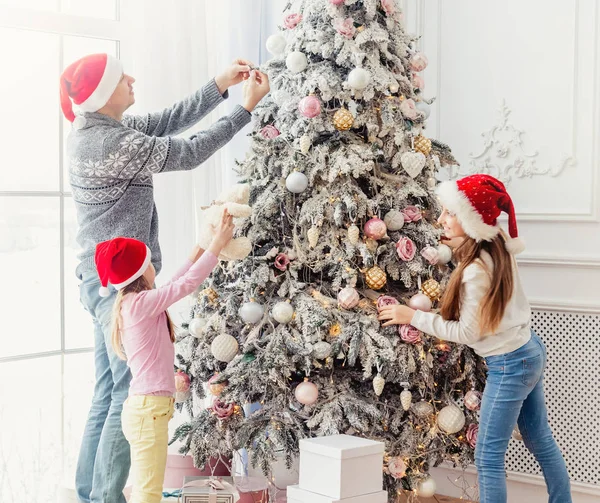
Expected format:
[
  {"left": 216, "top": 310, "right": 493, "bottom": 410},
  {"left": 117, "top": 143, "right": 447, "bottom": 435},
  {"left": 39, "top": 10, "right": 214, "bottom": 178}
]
[{"left": 120, "top": 251, "right": 218, "bottom": 396}]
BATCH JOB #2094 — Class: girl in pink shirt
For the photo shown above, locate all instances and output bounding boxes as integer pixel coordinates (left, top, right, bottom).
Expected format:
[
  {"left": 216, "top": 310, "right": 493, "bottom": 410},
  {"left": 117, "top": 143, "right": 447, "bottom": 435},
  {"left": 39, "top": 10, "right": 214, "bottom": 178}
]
[{"left": 93, "top": 211, "right": 234, "bottom": 503}]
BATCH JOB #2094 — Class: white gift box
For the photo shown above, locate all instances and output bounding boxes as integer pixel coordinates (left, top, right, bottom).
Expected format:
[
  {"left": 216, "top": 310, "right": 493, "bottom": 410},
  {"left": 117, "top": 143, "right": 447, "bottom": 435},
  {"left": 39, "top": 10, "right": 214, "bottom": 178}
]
[
  {"left": 181, "top": 476, "right": 237, "bottom": 503},
  {"left": 287, "top": 485, "right": 387, "bottom": 503},
  {"left": 298, "top": 435, "right": 384, "bottom": 500}
]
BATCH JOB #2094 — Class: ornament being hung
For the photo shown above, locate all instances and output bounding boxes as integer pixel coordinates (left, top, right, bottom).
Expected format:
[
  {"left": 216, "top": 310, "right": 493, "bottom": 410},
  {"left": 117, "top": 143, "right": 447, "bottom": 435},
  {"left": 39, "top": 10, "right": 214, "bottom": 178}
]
[
  {"left": 188, "top": 317, "right": 207, "bottom": 338},
  {"left": 347, "top": 224, "right": 360, "bottom": 245},
  {"left": 295, "top": 378, "right": 319, "bottom": 405},
  {"left": 365, "top": 265, "right": 386, "bottom": 290},
  {"left": 207, "top": 374, "right": 227, "bottom": 396},
  {"left": 417, "top": 477, "right": 437, "bottom": 498},
  {"left": 383, "top": 210, "right": 405, "bottom": 231},
  {"left": 299, "top": 134, "right": 311, "bottom": 154},
  {"left": 239, "top": 301, "right": 264, "bottom": 324},
  {"left": 333, "top": 108, "right": 354, "bottom": 130},
  {"left": 388, "top": 457, "right": 407, "bottom": 479},
  {"left": 286, "top": 171, "right": 309, "bottom": 193},
  {"left": 337, "top": 287, "right": 360, "bottom": 310},
  {"left": 348, "top": 67, "right": 371, "bottom": 90},
  {"left": 414, "top": 135, "right": 432, "bottom": 156},
  {"left": 400, "top": 151, "right": 426, "bottom": 178},
  {"left": 211, "top": 334, "right": 239, "bottom": 363},
  {"left": 421, "top": 278, "right": 441, "bottom": 301},
  {"left": 400, "top": 388, "right": 412, "bottom": 411},
  {"left": 298, "top": 95, "right": 321, "bottom": 118},
  {"left": 364, "top": 217, "right": 387, "bottom": 240},
  {"left": 437, "top": 244, "right": 453, "bottom": 265},
  {"left": 408, "top": 293, "right": 432, "bottom": 312},
  {"left": 266, "top": 34, "right": 286, "bottom": 55},
  {"left": 307, "top": 225, "right": 320, "bottom": 248},
  {"left": 437, "top": 404, "right": 466, "bottom": 434},
  {"left": 373, "top": 373, "right": 385, "bottom": 396},
  {"left": 412, "top": 400, "right": 434, "bottom": 418},
  {"left": 286, "top": 51, "right": 308, "bottom": 73},
  {"left": 272, "top": 302, "right": 295, "bottom": 324},
  {"left": 464, "top": 390, "right": 482, "bottom": 411}
]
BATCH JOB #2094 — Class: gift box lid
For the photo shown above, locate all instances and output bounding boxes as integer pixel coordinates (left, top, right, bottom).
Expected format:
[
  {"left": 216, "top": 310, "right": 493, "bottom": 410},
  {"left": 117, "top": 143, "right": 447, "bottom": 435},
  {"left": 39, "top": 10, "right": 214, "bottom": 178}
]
[
  {"left": 299, "top": 434, "right": 384, "bottom": 460},
  {"left": 182, "top": 476, "right": 237, "bottom": 501},
  {"left": 287, "top": 485, "right": 387, "bottom": 503}
]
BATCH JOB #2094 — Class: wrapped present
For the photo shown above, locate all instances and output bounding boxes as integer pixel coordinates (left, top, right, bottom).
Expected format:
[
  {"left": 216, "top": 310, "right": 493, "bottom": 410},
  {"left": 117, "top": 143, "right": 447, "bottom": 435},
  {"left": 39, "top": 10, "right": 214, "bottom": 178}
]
[
  {"left": 182, "top": 476, "right": 240, "bottom": 503},
  {"left": 164, "top": 455, "right": 231, "bottom": 488}
]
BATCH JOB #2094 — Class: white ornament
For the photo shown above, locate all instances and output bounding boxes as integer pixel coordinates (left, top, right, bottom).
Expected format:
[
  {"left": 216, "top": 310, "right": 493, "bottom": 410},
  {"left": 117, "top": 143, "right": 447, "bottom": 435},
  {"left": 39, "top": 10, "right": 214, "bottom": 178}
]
[
  {"left": 416, "top": 100, "right": 431, "bottom": 119},
  {"left": 286, "top": 51, "right": 308, "bottom": 73},
  {"left": 437, "top": 404, "right": 466, "bottom": 434},
  {"left": 437, "top": 244, "right": 453, "bottom": 265},
  {"left": 383, "top": 210, "right": 405, "bottom": 231},
  {"left": 211, "top": 334, "right": 239, "bottom": 363},
  {"left": 307, "top": 226, "right": 320, "bottom": 248},
  {"left": 266, "top": 34, "right": 287, "bottom": 55},
  {"left": 295, "top": 379, "right": 319, "bottom": 405},
  {"left": 239, "top": 302, "right": 264, "bottom": 324},
  {"left": 348, "top": 68, "right": 371, "bottom": 90},
  {"left": 286, "top": 171, "right": 308, "bottom": 193},
  {"left": 299, "top": 134, "right": 311, "bottom": 154},
  {"left": 313, "top": 341, "right": 332, "bottom": 359},
  {"left": 337, "top": 287, "right": 360, "bottom": 310},
  {"left": 412, "top": 400, "right": 434, "bottom": 418},
  {"left": 417, "top": 477, "right": 437, "bottom": 498},
  {"left": 401, "top": 151, "right": 427, "bottom": 178},
  {"left": 347, "top": 224, "right": 360, "bottom": 245},
  {"left": 400, "top": 389, "right": 412, "bottom": 411},
  {"left": 272, "top": 302, "right": 294, "bottom": 324},
  {"left": 188, "top": 317, "right": 207, "bottom": 338},
  {"left": 373, "top": 373, "right": 385, "bottom": 396}
]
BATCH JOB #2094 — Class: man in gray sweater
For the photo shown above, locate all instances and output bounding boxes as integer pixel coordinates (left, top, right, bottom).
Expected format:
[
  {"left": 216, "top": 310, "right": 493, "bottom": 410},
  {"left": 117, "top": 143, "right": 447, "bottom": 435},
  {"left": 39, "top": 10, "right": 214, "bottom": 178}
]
[{"left": 60, "top": 53, "right": 269, "bottom": 503}]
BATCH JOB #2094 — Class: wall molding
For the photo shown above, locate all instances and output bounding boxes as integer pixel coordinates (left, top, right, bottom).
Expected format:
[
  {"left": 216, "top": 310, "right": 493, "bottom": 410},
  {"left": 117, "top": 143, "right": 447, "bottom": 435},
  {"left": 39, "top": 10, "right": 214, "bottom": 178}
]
[
  {"left": 530, "top": 299, "right": 600, "bottom": 315},
  {"left": 517, "top": 254, "right": 600, "bottom": 269}
]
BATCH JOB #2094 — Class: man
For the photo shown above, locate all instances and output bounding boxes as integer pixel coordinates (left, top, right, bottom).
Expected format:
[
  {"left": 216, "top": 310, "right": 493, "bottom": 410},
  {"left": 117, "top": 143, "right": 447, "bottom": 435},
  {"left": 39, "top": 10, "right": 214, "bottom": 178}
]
[{"left": 60, "top": 53, "right": 269, "bottom": 503}]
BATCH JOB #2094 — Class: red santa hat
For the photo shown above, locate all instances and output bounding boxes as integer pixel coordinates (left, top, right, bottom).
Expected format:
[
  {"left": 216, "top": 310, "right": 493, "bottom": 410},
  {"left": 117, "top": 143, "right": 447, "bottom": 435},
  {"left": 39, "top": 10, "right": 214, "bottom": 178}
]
[
  {"left": 436, "top": 174, "right": 525, "bottom": 254},
  {"left": 60, "top": 53, "right": 123, "bottom": 126},
  {"left": 94, "top": 237, "right": 152, "bottom": 297}
]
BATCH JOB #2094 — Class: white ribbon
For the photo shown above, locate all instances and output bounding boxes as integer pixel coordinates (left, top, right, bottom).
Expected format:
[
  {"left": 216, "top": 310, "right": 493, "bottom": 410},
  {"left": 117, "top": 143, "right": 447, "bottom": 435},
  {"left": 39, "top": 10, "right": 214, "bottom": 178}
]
[{"left": 178, "top": 477, "right": 240, "bottom": 503}]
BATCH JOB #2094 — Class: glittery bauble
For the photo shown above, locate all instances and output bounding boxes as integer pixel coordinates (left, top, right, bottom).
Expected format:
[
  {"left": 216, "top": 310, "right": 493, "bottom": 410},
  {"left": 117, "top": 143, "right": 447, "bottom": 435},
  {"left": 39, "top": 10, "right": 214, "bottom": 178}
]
[
  {"left": 388, "top": 457, "right": 407, "bottom": 479},
  {"left": 212, "top": 398, "right": 235, "bottom": 419},
  {"left": 348, "top": 67, "right": 371, "bottom": 90},
  {"left": 412, "top": 400, "right": 434, "bottom": 418},
  {"left": 400, "top": 389, "right": 412, "bottom": 411},
  {"left": 299, "top": 134, "right": 311, "bottom": 154},
  {"left": 409, "top": 52, "right": 429, "bottom": 72},
  {"left": 347, "top": 224, "right": 360, "bottom": 245},
  {"left": 464, "top": 390, "right": 482, "bottom": 411},
  {"left": 285, "top": 171, "right": 309, "bottom": 193},
  {"left": 272, "top": 302, "right": 295, "bottom": 324},
  {"left": 408, "top": 293, "right": 432, "bottom": 312},
  {"left": 307, "top": 225, "right": 320, "bottom": 248},
  {"left": 286, "top": 51, "right": 308, "bottom": 73},
  {"left": 313, "top": 341, "right": 332, "bottom": 359},
  {"left": 414, "top": 135, "right": 432, "bottom": 156},
  {"left": 188, "top": 317, "right": 206, "bottom": 337},
  {"left": 437, "top": 404, "right": 466, "bottom": 434},
  {"left": 383, "top": 210, "right": 405, "bottom": 231},
  {"left": 417, "top": 477, "right": 437, "bottom": 498},
  {"left": 298, "top": 95, "right": 321, "bottom": 118},
  {"left": 329, "top": 323, "right": 342, "bottom": 337},
  {"left": 266, "top": 34, "right": 287, "bottom": 55},
  {"left": 208, "top": 374, "right": 227, "bottom": 396},
  {"left": 437, "top": 244, "right": 453, "bottom": 265},
  {"left": 365, "top": 265, "right": 387, "bottom": 290},
  {"left": 401, "top": 151, "right": 426, "bottom": 178},
  {"left": 239, "top": 301, "right": 264, "bottom": 324},
  {"left": 364, "top": 217, "right": 387, "bottom": 240},
  {"left": 333, "top": 108, "right": 354, "bottom": 131},
  {"left": 295, "top": 379, "right": 319, "bottom": 405},
  {"left": 421, "top": 278, "right": 441, "bottom": 301},
  {"left": 373, "top": 373, "right": 385, "bottom": 396},
  {"left": 337, "top": 287, "right": 360, "bottom": 310},
  {"left": 211, "top": 334, "right": 239, "bottom": 363},
  {"left": 174, "top": 370, "right": 191, "bottom": 392}
]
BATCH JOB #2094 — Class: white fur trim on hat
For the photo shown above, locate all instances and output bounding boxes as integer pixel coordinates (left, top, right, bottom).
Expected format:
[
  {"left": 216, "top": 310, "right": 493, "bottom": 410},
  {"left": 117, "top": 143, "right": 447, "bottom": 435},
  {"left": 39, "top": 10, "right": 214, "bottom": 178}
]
[
  {"left": 111, "top": 246, "right": 152, "bottom": 290},
  {"left": 436, "top": 181, "right": 499, "bottom": 242},
  {"left": 99, "top": 286, "right": 111, "bottom": 297},
  {"left": 77, "top": 55, "right": 123, "bottom": 113},
  {"left": 505, "top": 236, "right": 525, "bottom": 255}
]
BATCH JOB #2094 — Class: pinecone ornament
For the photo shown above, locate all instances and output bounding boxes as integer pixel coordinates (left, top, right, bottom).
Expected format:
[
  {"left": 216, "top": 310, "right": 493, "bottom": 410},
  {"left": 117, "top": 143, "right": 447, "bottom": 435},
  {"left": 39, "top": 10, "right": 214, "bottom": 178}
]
[
  {"left": 365, "top": 265, "right": 387, "bottom": 290},
  {"left": 421, "top": 278, "right": 441, "bottom": 301},
  {"left": 400, "top": 388, "right": 412, "bottom": 411},
  {"left": 299, "top": 134, "right": 311, "bottom": 154},
  {"left": 373, "top": 373, "right": 385, "bottom": 396},
  {"left": 307, "top": 226, "right": 320, "bottom": 248},
  {"left": 201, "top": 288, "right": 219, "bottom": 304},
  {"left": 347, "top": 224, "right": 360, "bottom": 245},
  {"left": 414, "top": 135, "right": 432, "bottom": 156},
  {"left": 333, "top": 108, "right": 354, "bottom": 131}
]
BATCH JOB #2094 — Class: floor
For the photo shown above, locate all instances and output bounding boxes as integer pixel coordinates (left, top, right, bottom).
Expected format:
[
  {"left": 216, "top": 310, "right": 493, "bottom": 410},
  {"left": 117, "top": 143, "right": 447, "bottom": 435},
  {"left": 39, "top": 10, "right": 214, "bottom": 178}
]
[{"left": 397, "top": 494, "right": 475, "bottom": 503}]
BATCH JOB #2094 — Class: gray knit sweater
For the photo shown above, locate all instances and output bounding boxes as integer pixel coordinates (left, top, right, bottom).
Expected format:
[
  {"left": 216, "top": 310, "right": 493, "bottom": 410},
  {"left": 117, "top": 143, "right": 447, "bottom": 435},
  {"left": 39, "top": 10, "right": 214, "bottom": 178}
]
[{"left": 67, "top": 79, "right": 251, "bottom": 279}]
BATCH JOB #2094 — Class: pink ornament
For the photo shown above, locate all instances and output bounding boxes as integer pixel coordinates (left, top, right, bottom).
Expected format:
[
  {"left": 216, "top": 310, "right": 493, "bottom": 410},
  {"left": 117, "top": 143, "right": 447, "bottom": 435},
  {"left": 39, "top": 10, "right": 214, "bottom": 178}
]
[
  {"left": 298, "top": 95, "right": 321, "bottom": 118},
  {"left": 338, "top": 287, "right": 360, "bottom": 310},
  {"left": 396, "top": 236, "right": 416, "bottom": 261},
  {"left": 388, "top": 457, "right": 407, "bottom": 479},
  {"left": 295, "top": 379, "right": 319, "bottom": 405},
  {"left": 399, "top": 324, "right": 421, "bottom": 344},
  {"left": 329, "top": 0, "right": 345, "bottom": 5},
  {"left": 409, "top": 53, "right": 429, "bottom": 72},
  {"left": 333, "top": 17, "right": 356, "bottom": 39},
  {"left": 421, "top": 246, "right": 439, "bottom": 265},
  {"left": 466, "top": 423, "right": 478, "bottom": 448},
  {"left": 464, "top": 390, "right": 482, "bottom": 411},
  {"left": 212, "top": 398, "right": 234, "bottom": 419},
  {"left": 399, "top": 99, "right": 418, "bottom": 120},
  {"left": 408, "top": 293, "right": 432, "bottom": 312},
  {"left": 284, "top": 13, "right": 302, "bottom": 29},
  {"left": 381, "top": 0, "right": 396, "bottom": 15},
  {"left": 402, "top": 205, "right": 422, "bottom": 222},
  {"left": 174, "top": 370, "right": 191, "bottom": 393},
  {"left": 412, "top": 73, "right": 425, "bottom": 90},
  {"left": 274, "top": 253, "right": 290, "bottom": 271},
  {"left": 364, "top": 217, "right": 387, "bottom": 240},
  {"left": 377, "top": 295, "right": 399, "bottom": 309},
  {"left": 260, "top": 125, "right": 280, "bottom": 139},
  {"left": 208, "top": 374, "right": 227, "bottom": 396}
]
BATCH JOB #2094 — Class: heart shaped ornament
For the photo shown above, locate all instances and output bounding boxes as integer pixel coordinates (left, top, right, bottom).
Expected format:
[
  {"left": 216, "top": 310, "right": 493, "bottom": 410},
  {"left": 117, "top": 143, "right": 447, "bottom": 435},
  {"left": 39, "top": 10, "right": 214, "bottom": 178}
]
[{"left": 401, "top": 151, "right": 427, "bottom": 178}]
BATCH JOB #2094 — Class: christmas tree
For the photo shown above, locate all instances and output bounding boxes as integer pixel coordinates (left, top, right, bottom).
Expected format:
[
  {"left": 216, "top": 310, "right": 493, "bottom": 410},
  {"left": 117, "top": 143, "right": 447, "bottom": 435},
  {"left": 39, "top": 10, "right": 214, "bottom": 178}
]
[{"left": 172, "top": 0, "right": 486, "bottom": 498}]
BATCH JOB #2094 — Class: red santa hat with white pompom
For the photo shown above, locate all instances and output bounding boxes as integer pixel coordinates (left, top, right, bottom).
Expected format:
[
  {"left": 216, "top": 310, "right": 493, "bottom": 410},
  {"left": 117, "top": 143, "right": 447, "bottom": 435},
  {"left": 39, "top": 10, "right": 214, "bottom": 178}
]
[
  {"left": 94, "top": 237, "right": 152, "bottom": 297},
  {"left": 436, "top": 174, "right": 525, "bottom": 254}
]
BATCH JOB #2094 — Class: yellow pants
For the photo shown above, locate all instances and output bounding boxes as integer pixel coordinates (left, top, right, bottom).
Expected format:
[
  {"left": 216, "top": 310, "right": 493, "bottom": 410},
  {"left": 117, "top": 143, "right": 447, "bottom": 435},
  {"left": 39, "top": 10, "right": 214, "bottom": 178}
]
[{"left": 122, "top": 395, "right": 175, "bottom": 503}]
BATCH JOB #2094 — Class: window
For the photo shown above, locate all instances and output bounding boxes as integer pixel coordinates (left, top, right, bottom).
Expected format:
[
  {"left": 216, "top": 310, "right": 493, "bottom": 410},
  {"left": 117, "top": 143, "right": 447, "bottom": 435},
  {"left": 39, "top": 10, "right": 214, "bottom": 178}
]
[{"left": 0, "top": 2, "right": 120, "bottom": 501}]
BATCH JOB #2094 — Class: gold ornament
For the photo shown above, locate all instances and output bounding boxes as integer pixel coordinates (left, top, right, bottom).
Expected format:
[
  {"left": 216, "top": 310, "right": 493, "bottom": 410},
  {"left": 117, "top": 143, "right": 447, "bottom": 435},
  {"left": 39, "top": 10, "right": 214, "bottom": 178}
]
[
  {"left": 333, "top": 108, "right": 354, "bottom": 131},
  {"left": 329, "top": 323, "right": 342, "bottom": 337},
  {"left": 307, "top": 226, "right": 320, "bottom": 248},
  {"left": 365, "top": 265, "right": 387, "bottom": 290},
  {"left": 373, "top": 373, "right": 385, "bottom": 396},
  {"left": 356, "top": 25, "right": 365, "bottom": 33},
  {"left": 414, "top": 135, "right": 432, "bottom": 156},
  {"left": 421, "top": 278, "right": 441, "bottom": 301},
  {"left": 299, "top": 134, "right": 311, "bottom": 154},
  {"left": 200, "top": 288, "right": 219, "bottom": 304},
  {"left": 347, "top": 224, "right": 360, "bottom": 245}
]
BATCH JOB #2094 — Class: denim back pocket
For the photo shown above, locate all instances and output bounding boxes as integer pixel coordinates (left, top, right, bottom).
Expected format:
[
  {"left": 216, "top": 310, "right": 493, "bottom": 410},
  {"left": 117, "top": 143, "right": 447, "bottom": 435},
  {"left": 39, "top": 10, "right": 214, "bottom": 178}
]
[{"left": 522, "top": 353, "right": 543, "bottom": 387}]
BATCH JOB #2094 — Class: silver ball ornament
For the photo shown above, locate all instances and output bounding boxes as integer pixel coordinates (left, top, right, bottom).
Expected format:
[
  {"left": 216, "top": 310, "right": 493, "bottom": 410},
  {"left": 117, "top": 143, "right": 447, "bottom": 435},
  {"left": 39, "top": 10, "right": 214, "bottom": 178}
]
[
  {"left": 285, "top": 172, "right": 309, "bottom": 193},
  {"left": 286, "top": 51, "right": 308, "bottom": 73},
  {"left": 188, "top": 317, "right": 207, "bottom": 337},
  {"left": 272, "top": 302, "right": 295, "bottom": 324},
  {"left": 239, "top": 302, "right": 264, "bottom": 324},
  {"left": 266, "top": 34, "right": 287, "bottom": 55}
]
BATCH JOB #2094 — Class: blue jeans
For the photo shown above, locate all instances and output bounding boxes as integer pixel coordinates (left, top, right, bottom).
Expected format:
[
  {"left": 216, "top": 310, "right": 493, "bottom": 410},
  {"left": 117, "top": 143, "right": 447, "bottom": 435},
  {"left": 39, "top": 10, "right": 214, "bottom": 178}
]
[
  {"left": 76, "top": 272, "right": 132, "bottom": 503},
  {"left": 476, "top": 332, "right": 571, "bottom": 503}
]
